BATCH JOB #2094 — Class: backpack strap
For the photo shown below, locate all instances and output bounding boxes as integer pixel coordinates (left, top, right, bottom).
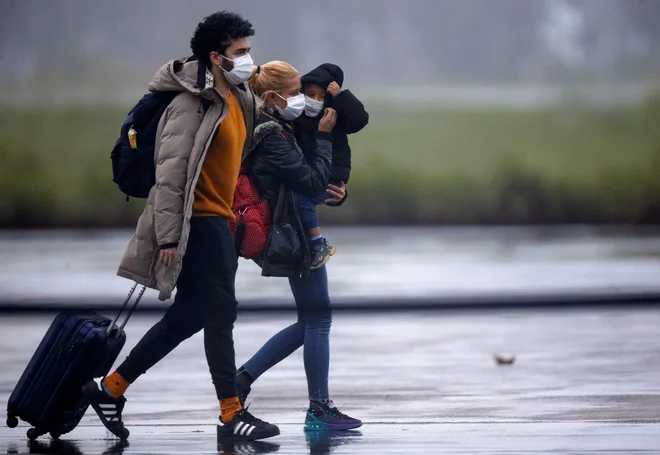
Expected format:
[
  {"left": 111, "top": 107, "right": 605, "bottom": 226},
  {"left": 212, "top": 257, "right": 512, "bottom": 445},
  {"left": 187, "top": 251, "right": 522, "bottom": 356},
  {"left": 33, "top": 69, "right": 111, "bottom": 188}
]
[{"left": 201, "top": 98, "right": 213, "bottom": 113}]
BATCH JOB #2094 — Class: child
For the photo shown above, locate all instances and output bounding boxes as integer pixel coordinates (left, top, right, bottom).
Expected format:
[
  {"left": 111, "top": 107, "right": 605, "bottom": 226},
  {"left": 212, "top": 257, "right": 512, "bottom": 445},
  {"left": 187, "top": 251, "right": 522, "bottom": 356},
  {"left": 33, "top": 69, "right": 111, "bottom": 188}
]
[{"left": 293, "top": 63, "right": 369, "bottom": 270}]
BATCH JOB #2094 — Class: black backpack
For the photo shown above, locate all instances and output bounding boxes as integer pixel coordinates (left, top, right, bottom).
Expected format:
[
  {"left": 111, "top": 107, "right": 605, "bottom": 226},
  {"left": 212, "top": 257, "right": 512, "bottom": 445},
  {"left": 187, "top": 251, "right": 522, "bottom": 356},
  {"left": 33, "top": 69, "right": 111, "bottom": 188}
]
[{"left": 110, "top": 92, "right": 211, "bottom": 200}]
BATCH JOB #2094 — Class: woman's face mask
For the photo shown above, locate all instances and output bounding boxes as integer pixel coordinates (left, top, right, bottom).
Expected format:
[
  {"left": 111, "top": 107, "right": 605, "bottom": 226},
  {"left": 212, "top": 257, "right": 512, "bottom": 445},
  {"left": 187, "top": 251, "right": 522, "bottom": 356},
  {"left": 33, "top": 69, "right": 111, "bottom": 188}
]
[
  {"left": 304, "top": 96, "right": 324, "bottom": 117},
  {"left": 275, "top": 93, "right": 305, "bottom": 121},
  {"left": 220, "top": 53, "right": 253, "bottom": 85}
]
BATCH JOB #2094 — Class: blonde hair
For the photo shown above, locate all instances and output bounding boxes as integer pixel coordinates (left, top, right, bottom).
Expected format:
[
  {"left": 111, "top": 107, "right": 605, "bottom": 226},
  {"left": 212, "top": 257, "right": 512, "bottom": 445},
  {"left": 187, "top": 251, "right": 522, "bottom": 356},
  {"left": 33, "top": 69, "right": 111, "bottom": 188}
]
[{"left": 248, "top": 61, "right": 298, "bottom": 99}]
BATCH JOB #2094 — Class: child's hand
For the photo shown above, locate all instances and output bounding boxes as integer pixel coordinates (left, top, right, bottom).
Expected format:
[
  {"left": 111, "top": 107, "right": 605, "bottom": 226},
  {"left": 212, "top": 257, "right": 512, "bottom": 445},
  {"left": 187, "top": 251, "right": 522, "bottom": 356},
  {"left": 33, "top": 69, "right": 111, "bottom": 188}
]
[{"left": 327, "top": 81, "right": 341, "bottom": 96}]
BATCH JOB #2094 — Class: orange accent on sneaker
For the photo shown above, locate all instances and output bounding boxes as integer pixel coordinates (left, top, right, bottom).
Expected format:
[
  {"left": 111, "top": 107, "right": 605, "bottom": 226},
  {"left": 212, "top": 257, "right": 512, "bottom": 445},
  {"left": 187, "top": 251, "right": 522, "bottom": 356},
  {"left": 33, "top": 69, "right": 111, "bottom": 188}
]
[
  {"left": 220, "top": 396, "right": 242, "bottom": 423},
  {"left": 103, "top": 371, "right": 130, "bottom": 398}
]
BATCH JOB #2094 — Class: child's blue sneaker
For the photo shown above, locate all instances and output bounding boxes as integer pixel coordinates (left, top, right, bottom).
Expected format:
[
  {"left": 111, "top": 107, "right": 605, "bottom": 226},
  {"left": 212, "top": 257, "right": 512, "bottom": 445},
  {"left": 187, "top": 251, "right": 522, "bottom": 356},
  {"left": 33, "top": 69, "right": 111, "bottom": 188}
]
[{"left": 309, "top": 239, "right": 336, "bottom": 270}]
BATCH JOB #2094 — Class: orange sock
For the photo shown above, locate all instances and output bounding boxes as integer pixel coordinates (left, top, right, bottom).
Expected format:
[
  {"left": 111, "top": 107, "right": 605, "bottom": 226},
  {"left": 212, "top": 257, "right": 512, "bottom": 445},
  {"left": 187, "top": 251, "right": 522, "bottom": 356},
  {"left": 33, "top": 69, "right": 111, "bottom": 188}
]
[
  {"left": 220, "top": 396, "right": 242, "bottom": 423},
  {"left": 103, "top": 371, "right": 131, "bottom": 398}
]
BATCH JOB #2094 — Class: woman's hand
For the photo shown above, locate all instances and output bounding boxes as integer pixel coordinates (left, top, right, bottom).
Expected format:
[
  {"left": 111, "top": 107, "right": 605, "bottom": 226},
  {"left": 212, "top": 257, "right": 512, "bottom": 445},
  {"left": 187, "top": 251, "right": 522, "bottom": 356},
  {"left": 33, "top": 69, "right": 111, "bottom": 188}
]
[
  {"left": 318, "top": 108, "right": 337, "bottom": 133},
  {"left": 324, "top": 181, "right": 347, "bottom": 205}
]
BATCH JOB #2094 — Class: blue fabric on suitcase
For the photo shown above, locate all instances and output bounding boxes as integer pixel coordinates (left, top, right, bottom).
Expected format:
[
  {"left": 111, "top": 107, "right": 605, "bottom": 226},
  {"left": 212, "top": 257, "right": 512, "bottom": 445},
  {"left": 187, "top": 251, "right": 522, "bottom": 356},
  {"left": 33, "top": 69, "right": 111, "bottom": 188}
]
[{"left": 6, "top": 312, "right": 126, "bottom": 439}]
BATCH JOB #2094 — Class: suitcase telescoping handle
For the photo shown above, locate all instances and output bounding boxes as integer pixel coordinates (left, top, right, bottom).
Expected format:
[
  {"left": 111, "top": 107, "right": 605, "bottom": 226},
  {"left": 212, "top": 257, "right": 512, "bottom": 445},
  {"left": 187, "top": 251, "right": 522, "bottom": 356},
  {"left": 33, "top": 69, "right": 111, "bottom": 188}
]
[{"left": 107, "top": 282, "right": 146, "bottom": 336}]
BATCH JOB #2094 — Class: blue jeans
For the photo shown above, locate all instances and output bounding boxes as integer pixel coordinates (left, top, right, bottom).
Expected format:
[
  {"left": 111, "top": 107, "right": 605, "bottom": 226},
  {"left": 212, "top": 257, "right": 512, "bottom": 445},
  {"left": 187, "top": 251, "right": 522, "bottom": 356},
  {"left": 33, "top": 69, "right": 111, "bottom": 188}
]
[
  {"left": 243, "top": 266, "right": 332, "bottom": 401},
  {"left": 297, "top": 191, "right": 330, "bottom": 232}
]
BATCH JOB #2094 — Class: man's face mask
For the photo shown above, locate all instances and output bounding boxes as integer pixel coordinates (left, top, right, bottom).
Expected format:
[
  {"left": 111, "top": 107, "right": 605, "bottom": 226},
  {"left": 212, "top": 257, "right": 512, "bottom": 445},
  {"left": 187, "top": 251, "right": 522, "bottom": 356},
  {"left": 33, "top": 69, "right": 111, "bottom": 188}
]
[
  {"left": 304, "top": 96, "right": 324, "bottom": 117},
  {"left": 220, "top": 53, "right": 253, "bottom": 85}
]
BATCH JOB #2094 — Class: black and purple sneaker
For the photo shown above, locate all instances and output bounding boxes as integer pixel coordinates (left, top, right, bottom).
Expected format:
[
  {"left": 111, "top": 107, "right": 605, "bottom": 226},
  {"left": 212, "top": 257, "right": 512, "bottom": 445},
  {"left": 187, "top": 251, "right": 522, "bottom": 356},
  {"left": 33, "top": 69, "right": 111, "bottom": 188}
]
[{"left": 304, "top": 401, "right": 362, "bottom": 431}]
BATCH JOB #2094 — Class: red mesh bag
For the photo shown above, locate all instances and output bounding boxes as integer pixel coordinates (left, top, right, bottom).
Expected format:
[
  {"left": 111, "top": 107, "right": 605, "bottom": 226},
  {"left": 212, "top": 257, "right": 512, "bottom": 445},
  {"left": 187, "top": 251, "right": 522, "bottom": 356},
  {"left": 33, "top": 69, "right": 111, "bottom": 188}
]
[{"left": 228, "top": 172, "right": 272, "bottom": 259}]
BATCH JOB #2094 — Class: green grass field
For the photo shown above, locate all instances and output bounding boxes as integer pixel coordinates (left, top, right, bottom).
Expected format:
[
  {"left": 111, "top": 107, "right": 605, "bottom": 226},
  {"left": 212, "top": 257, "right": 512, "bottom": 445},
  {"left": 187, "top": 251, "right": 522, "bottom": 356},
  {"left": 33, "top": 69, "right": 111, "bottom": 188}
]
[{"left": 2, "top": 96, "right": 660, "bottom": 227}]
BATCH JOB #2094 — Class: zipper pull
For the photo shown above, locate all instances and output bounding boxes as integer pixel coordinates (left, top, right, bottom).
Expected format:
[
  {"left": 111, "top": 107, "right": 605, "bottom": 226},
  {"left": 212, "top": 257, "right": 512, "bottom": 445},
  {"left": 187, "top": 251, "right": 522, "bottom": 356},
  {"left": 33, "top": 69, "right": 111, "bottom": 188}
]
[{"left": 128, "top": 126, "right": 137, "bottom": 149}]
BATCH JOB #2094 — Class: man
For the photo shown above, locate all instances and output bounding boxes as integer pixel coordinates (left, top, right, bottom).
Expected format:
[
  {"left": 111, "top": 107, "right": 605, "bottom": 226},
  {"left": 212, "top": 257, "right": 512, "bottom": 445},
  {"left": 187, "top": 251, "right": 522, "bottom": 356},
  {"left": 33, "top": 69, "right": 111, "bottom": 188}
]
[{"left": 82, "top": 11, "right": 279, "bottom": 442}]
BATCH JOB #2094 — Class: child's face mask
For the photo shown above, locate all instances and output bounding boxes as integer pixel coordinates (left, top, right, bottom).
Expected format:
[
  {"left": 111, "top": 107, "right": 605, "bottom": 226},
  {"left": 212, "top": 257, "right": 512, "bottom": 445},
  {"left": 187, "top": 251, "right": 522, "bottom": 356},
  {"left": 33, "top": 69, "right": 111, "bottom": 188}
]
[{"left": 304, "top": 96, "right": 324, "bottom": 117}]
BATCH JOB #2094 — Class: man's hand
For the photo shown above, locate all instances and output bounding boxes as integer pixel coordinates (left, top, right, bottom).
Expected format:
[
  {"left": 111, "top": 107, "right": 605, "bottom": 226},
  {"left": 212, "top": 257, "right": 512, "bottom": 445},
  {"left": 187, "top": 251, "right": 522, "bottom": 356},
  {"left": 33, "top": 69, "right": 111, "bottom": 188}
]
[
  {"left": 324, "top": 181, "right": 347, "bottom": 205},
  {"left": 159, "top": 248, "right": 176, "bottom": 267},
  {"left": 327, "top": 81, "right": 341, "bottom": 97}
]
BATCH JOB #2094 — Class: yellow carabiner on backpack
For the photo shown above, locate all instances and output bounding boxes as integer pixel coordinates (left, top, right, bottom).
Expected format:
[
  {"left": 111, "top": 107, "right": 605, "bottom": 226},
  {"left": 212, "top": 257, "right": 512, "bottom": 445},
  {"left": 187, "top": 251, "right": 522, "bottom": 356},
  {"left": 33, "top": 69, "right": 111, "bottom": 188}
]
[{"left": 127, "top": 126, "right": 137, "bottom": 149}]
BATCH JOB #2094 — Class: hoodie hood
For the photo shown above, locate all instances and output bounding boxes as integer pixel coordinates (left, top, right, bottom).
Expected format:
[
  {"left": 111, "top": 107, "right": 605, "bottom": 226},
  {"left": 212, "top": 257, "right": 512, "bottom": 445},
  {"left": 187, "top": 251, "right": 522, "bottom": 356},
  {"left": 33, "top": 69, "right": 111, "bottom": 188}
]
[
  {"left": 148, "top": 56, "right": 219, "bottom": 99},
  {"left": 300, "top": 63, "right": 344, "bottom": 90}
]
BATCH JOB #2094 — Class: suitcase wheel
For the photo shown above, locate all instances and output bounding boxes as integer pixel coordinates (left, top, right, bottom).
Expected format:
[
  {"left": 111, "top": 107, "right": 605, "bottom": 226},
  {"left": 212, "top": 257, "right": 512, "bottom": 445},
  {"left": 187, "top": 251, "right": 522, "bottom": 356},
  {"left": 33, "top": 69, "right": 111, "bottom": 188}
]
[
  {"left": 50, "top": 431, "right": 61, "bottom": 439},
  {"left": 27, "top": 428, "right": 43, "bottom": 440},
  {"left": 6, "top": 415, "right": 18, "bottom": 428}
]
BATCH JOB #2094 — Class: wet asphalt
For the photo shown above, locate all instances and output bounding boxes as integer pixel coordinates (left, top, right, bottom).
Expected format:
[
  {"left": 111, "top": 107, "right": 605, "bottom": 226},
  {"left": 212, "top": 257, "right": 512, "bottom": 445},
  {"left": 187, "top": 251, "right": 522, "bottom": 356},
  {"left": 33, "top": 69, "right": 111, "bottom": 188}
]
[{"left": 1, "top": 308, "right": 659, "bottom": 454}]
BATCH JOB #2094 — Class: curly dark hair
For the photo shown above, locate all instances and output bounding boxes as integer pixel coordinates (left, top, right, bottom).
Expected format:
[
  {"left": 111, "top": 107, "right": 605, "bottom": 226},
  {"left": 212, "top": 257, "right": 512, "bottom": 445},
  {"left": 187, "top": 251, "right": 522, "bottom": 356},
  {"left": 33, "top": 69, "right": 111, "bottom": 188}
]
[{"left": 190, "top": 11, "right": 254, "bottom": 69}]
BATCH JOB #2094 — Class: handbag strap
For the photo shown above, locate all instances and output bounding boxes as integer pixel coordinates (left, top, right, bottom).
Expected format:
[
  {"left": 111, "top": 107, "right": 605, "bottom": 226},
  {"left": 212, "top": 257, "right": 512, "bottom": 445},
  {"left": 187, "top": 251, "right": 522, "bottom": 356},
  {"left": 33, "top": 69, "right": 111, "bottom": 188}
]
[{"left": 234, "top": 215, "right": 246, "bottom": 258}]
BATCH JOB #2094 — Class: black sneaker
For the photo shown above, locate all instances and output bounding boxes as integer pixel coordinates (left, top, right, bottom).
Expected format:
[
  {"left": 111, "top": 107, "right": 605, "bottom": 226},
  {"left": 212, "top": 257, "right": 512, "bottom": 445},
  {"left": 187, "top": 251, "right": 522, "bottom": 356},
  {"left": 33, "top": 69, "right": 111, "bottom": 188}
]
[
  {"left": 217, "top": 407, "right": 280, "bottom": 442},
  {"left": 304, "top": 401, "right": 362, "bottom": 431},
  {"left": 81, "top": 380, "right": 130, "bottom": 440},
  {"left": 236, "top": 370, "right": 253, "bottom": 408},
  {"left": 310, "top": 243, "right": 332, "bottom": 270},
  {"left": 217, "top": 440, "right": 280, "bottom": 454}
]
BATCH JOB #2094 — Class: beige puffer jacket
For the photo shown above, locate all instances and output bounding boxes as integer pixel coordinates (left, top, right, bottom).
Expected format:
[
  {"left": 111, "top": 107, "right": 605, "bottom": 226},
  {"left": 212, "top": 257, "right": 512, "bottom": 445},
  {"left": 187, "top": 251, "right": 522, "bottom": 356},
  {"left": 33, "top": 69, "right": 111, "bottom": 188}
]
[{"left": 116, "top": 57, "right": 256, "bottom": 300}]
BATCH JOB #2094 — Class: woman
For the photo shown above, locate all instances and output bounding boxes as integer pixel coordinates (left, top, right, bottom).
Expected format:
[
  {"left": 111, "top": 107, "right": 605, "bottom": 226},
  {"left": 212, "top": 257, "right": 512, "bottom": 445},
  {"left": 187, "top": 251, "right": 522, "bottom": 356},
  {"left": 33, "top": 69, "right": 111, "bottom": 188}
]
[{"left": 236, "top": 61, "right": 362, "bottom": 431}]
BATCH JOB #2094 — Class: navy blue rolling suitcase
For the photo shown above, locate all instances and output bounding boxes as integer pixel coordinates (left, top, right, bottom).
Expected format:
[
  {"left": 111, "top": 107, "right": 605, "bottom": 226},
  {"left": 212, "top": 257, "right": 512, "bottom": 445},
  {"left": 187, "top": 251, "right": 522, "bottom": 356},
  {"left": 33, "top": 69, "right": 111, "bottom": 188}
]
[{"left": 5, "top": 283, "right": 145, "bottom": 440}]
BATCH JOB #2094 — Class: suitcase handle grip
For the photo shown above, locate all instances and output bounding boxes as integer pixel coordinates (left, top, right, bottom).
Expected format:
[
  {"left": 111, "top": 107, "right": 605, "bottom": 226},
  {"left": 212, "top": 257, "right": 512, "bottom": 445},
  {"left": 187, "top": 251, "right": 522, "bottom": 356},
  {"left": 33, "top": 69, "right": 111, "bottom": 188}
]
[{"left": 107, "top": 282, "right": 146, "bottom": 336}]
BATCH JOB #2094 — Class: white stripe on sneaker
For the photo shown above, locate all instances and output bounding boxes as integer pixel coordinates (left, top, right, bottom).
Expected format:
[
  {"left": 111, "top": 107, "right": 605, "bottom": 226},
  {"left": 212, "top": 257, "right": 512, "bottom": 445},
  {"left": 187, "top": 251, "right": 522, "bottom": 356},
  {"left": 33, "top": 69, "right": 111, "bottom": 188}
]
[
  {"left": 233, "top": 422, "right": 244, "bottom": 435},
  {"left": 246, "top": 424, "right": 256, "bottom": 436},
  {"left": 240, "top": 424, "right": 252, "bottom": 436}
]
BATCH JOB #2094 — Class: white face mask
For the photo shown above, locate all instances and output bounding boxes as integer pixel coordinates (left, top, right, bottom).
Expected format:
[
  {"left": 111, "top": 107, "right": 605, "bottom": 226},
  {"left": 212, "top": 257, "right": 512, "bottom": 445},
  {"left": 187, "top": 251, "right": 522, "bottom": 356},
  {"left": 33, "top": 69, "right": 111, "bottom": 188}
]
[
  {"left": 275, "top": 93, "right": 305, "bottom": 121},
  {"left": 304, "top": 96, "right": 324, "bottom": 117},
  {"left": 221, "top": 53, "right": 253, "bottom": 85}
]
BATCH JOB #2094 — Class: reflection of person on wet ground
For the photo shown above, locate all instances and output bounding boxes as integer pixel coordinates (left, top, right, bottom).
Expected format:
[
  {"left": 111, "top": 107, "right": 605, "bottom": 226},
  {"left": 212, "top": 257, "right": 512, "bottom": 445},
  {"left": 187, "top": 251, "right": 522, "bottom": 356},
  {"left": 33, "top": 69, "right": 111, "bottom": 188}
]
[
  {"left": 25, "top": 439, "right": 83, "bottom": 455},
  {"left": 24, "top": 438, "right": 129, "bottom": 455},
  {"left": 216, "top": 431, "right": 362, "bottom": 455},
  {"left": 233, "top": 60, "right": 362, "bottom": 431},
  {"left": 217, "top": 439, "right": 280, "bottom": 454},
  {"left": 306, "top": 430, "right": 363, "bottom": 455}
]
